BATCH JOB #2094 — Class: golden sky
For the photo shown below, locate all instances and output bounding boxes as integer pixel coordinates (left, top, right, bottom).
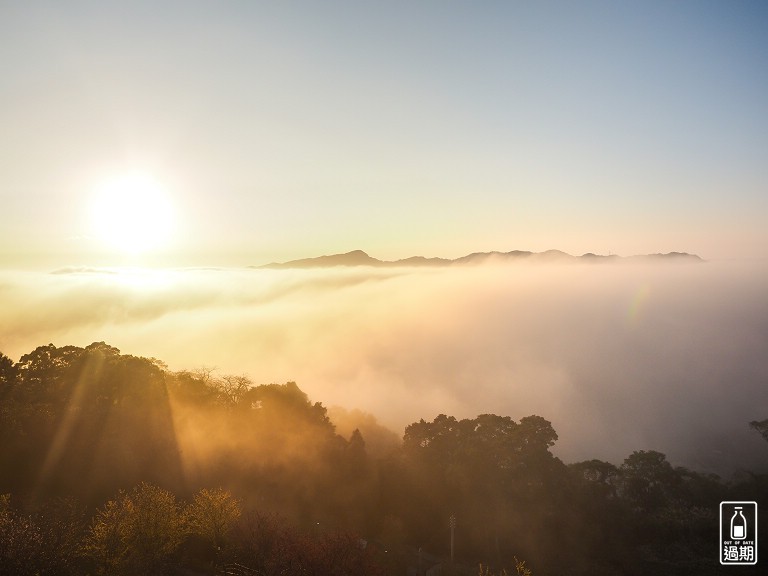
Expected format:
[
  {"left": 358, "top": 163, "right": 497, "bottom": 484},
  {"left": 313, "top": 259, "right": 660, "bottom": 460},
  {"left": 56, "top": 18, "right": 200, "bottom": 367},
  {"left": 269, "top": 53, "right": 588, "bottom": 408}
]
[{"left": 2, "top": 1, "right": 767, "bottom": 268}]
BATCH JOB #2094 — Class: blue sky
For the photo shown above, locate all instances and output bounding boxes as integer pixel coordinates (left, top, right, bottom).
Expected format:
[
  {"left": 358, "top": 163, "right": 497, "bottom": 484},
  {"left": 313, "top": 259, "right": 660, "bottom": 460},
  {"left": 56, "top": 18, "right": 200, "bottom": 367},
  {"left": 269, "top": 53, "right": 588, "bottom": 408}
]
[{"left": 2, "top": 1, "right": 767, "bottom": 266}]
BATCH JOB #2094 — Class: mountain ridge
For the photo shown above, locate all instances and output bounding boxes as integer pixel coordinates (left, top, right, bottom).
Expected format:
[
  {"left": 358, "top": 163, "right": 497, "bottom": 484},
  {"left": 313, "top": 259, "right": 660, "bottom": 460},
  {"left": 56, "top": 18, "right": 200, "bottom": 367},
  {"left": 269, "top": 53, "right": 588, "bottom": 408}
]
[{"left": 256, "top": 249, "right": 703, "bottom": 269}]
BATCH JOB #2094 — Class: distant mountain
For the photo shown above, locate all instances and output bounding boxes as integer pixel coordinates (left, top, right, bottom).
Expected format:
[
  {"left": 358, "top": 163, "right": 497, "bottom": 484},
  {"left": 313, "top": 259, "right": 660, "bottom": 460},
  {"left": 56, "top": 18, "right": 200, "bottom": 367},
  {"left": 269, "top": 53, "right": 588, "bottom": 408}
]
[
  {"left": 630, "top": 251, "right": 705, "bottom": 261},
  {"left": 257, "top": 249, "right": 702, "bottom": 269},
  {"left": 261, "top": 250, "right": 381, "bottom": 269}
]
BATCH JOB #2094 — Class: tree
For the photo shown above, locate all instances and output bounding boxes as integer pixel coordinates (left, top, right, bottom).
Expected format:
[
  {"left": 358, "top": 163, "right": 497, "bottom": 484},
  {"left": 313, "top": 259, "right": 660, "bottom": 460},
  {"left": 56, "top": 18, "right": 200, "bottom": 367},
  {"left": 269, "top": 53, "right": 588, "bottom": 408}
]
[
  {"left": 228, "top": 510, "right": 384, "bottom": 576},
  {"left": 0, "top": 494, "right": 86, "bottom": 576},
  {"left": 217, "top": 375, "right": 253, "bottom": 407},
  {"left": 0, "top": 355, "right": 20, "bottom": 492},
  {"left": 619, "top": 450, "right": 679, "bottom": 512},
  {"left": 185, "top": 487, "right": 241, "bottom": 551},
  {"left": 85, "top": 483, "right": 183, "bottom": 576},
  {"left": 15, "top": 344, "right": 84, "bottom": 403},
  {"left": 243, "top": 381, "right": 334, "bottom": 429},
  {"left": 398, "top": 413, "right": 566, "bottom": 564},
  {"left": 0, "top": 494, "right": 44, "bottom": 576},
  {"left": 570, "top": 459, "right": 620, "bottom": 496},
  {"left": 0, "top": 352, "right": 16, "bottom": 388},
  {"left": 129, "top": 483, "right": 184, "bottom": 572},
  {"left": 84, "top": 495, "right": 133, "bottom": 576}
]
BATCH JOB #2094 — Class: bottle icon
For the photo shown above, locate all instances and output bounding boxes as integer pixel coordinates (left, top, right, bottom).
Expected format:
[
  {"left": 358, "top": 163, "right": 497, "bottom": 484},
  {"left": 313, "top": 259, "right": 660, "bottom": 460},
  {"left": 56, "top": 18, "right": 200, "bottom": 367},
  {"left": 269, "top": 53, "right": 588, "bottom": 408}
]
[{"left": 731, "top": 507, "right": 747, "bottom": 540}]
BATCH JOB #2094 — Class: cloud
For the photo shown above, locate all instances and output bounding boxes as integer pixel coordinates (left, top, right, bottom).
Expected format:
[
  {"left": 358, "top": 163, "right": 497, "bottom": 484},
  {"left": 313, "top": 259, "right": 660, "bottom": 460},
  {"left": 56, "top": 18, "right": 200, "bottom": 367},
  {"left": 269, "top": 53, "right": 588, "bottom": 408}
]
[{"left": 1, "top": 261, "right": 766, "bottom": 475}]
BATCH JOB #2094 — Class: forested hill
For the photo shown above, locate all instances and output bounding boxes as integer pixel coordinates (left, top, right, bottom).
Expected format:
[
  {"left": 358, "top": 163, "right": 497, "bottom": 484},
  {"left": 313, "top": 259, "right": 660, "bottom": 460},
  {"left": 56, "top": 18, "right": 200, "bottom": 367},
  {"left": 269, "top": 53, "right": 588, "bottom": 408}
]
[{"left": 0, "top": 342, "right": 765, "bottom": 576}]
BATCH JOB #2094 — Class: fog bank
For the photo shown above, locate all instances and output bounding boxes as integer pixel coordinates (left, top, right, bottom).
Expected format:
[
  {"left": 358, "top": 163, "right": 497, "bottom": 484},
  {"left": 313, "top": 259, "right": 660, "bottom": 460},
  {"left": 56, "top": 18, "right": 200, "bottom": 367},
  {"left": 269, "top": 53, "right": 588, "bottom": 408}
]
[{"left": 1, "top": 260, "right": 766, "bottom": 474}]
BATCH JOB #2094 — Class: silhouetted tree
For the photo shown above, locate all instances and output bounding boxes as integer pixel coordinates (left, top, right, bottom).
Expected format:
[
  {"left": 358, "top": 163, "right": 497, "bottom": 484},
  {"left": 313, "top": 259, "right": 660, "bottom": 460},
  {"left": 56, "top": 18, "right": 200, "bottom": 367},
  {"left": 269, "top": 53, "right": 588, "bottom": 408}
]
[
  {"left": 620, "top": 450, "right": 679, "bottom": 512},
  {"left": 570, "top": 459, "right": 620, "bottom": 498},
  {"left": 2, "top": 341, "right": 763, "bottom": 576},
  {"left": 0, "top": 352, "right": 16, "bottom": 387},
  {"left": 398, "top": 413, "right": 567, "bottom": 567}
]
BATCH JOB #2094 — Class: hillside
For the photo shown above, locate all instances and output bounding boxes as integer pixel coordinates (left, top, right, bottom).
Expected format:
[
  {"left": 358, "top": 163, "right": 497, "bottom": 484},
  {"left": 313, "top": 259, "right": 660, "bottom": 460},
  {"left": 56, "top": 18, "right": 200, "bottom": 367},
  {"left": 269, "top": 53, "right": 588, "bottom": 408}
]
[{"left": 0, "top": 341, "right": 764, "bottom": 576}]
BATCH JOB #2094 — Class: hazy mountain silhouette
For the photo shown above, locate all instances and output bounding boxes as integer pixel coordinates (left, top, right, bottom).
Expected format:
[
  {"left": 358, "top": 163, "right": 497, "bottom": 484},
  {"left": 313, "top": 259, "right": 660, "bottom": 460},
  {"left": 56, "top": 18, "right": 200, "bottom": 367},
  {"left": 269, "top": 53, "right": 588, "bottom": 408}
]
[
  {"left": 257, "top": 249, "right": 702, "bottom": 269},
  {"left": 260, "top": 249, "right": 381, "bottom": 268}
]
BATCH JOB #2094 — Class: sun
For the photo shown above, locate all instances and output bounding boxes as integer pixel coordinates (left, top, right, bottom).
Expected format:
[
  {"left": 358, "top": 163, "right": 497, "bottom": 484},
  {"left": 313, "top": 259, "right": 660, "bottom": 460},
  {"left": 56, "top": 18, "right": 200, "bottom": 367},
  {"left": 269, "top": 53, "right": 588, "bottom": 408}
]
[{"left": 89, "top": 172, "right": 175, "bottom": 255}]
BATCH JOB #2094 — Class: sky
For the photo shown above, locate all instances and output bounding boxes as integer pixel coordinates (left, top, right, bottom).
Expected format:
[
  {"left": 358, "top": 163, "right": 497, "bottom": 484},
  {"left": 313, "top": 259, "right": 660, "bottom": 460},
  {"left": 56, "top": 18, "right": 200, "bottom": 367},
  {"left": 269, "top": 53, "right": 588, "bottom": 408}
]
[{"left": 1, "top": 1, "right": 767, "bottom": 267}]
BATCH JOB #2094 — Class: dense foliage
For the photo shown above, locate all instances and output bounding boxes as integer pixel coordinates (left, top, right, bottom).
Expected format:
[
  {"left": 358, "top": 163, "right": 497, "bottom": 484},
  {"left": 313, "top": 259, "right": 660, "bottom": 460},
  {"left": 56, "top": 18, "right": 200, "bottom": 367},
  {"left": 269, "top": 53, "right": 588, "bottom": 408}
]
[{"left": 0, "top": 343, "right": 766, "bottom": 575}]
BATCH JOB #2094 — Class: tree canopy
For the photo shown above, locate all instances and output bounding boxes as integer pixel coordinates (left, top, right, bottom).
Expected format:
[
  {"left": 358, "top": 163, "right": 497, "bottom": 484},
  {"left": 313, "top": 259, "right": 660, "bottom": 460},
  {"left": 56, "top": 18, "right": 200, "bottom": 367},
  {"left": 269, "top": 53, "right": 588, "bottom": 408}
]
[{"left": 0, "top": 341, "right": 766, "bottom": 576}]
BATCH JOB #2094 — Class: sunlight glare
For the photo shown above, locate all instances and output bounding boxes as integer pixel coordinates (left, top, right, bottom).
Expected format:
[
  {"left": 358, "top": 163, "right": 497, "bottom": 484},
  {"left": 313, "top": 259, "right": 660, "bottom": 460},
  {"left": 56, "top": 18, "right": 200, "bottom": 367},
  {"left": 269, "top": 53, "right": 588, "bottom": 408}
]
[{"left": 89, "top": 172, "right": 175, "bottom": 255}]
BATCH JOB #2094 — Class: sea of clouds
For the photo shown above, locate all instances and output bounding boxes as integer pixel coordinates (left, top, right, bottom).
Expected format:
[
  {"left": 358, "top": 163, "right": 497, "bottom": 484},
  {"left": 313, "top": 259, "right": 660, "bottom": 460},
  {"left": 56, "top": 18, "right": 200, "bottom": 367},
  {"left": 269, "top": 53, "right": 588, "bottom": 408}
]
[{"left": 1, "top": 259, "right": 766, "bottom": 475}]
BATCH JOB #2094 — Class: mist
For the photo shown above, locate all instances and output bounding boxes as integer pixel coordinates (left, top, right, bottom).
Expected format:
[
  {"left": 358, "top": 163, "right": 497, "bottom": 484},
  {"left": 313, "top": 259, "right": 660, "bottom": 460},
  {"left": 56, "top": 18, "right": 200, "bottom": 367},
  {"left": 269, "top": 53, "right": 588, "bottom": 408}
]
[{"left": 1, "top": 259, "right": 766, "bottom": 474}]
